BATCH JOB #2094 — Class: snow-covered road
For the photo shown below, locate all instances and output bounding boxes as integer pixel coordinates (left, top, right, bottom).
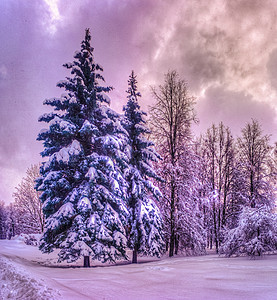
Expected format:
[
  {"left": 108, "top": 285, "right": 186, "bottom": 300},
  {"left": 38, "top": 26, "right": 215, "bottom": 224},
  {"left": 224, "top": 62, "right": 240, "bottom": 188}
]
[{"left": 0, "top": 239, "right": 277, "bottom": 299}]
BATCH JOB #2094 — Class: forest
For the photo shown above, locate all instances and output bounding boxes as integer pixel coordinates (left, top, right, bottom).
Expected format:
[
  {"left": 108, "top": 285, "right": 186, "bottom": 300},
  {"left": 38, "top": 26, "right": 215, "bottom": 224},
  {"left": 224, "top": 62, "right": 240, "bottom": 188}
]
[{"left": 1, "top": 29, "right": 277, "bottom": 267}]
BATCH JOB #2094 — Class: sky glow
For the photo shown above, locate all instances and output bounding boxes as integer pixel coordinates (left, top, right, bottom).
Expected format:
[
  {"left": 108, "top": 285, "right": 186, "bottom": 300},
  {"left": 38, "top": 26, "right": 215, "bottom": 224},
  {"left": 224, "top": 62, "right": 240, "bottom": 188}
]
[{"left": 1, "top": 0, "right": 277, "bottom": 204}]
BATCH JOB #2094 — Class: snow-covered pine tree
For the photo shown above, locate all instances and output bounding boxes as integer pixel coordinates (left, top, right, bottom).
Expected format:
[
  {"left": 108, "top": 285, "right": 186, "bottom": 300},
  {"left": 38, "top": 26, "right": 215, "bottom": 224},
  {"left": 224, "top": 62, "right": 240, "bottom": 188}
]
[
  {"left": 36, "top": 29, "right": 129, "bottom": 267},
  {"left": 123, "top": 71, "right": 164, "bottom": 263}
]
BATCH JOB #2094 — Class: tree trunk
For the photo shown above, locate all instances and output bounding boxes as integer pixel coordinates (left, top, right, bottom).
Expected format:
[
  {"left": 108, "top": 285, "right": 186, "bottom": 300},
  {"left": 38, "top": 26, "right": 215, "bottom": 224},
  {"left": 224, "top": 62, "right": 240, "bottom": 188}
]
[
  {"left": 218, "top": 207, "right": 221, "bottom": 247},
  {"left": 84, "top": 256, "right": 90, "bottom": 268},
  {"left": 169, "top": 232, "right": 175, "bottom": 257},
  {"left": 213, "top": 207, "right": 219, "bottom": 253},
  {"left": 169, "top": 205, "right": 175, "bottom": 257},
  {"left": 132, "top": 245, "right": 138, "bottom": 263},
  {"left": 174, "top": 235, "right": 179, "bottom": 255},
  {"left": 250, "top": 171, "right": 255, "bottom": 208},
  {"left": 210, "top": 230, "right": 213, "bottom": 249},
  {"left": 169, "top": 177, "right": 175, "bottom": 257},
  {"left": 166, "top": 240, "right": 169, "bottom": 252}
]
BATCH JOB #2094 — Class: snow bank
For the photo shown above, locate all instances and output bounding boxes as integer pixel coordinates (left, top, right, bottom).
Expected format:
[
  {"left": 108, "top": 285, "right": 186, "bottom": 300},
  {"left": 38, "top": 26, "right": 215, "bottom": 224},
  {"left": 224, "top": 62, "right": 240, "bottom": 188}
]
[
  {"left": 1, "top": 239, "right": 277, "bottom": 300},
  {"left": 0, "top": 256, "right": 59, "bottom": 300}
]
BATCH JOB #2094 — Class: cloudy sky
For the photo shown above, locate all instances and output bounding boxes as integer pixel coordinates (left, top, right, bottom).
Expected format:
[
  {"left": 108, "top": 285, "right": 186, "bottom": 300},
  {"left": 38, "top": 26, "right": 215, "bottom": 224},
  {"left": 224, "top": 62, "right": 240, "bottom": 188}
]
[{"left": 1, "top": 0, "right": 277, "bottom": 204}]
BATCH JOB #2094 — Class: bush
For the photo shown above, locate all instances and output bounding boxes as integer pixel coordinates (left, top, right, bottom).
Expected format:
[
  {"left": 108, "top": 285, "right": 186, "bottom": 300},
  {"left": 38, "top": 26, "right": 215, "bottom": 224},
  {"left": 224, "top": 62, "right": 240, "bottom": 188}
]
[
  {"left": 220, "top": 206, "right": 277, "bottom": 257},
  {"left": 12, "top": 234, "right": 41, "bottom": 246}
]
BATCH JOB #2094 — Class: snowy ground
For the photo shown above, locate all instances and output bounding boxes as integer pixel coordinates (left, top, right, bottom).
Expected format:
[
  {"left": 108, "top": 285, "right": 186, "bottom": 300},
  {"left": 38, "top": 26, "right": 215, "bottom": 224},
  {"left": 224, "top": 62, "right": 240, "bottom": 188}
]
[{"left": 0, "top": 239, "right": 277, "bottom": 300}]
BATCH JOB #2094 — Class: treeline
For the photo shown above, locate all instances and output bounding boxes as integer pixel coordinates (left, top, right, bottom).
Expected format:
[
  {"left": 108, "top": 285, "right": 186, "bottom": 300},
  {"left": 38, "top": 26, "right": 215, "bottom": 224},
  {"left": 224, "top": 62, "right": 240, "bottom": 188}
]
[
  {"left": 0, "top": 164, "right": 44, "bottom": 239},
  {"left": 150, "top": 71, "right": 277, "bottom": 258},
  {"left": 1, "top": 29, "right": 277, "bottom": 264}
]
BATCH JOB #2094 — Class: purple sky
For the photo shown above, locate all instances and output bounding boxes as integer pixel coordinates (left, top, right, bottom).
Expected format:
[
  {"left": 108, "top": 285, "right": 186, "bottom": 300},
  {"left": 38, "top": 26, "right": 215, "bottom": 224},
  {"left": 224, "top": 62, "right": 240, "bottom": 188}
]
[{"left": 1, "top": 0, "right": 277, "bottom": 205}]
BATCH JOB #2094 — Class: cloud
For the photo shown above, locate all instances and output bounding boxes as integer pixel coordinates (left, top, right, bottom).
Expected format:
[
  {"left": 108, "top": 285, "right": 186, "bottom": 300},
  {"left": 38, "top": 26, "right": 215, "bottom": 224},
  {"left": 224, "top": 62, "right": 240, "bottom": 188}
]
[
  {"left": 42, "top": 0, "right": 63, "bottom": 35},
  {"left": 195, "top": 86, "right": 277, "bottom": 139},
  {"left": 267, "top": 48, "right": 277, "bottom": 92},
  {"left": 1, "top": 0, "right": 277, "bottom": 204},
  {"left": 0, "top": 65, "right": 7, "bottom": 80}
]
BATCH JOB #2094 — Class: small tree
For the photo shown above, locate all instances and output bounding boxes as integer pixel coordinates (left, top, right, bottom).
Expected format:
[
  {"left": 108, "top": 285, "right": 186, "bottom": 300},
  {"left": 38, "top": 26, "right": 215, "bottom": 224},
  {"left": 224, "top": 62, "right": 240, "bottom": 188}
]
[
  {"left": 123, "top": 71, "right": 164, "bottom": 263},
  {"left": 0, "top": 201, "right": 8, "bottom": 239},
  {"left": 36, "top": 29, "right": 128, "bottom": 267},
  {"left": 13, "top": 164, "right": 44, "bottom": 233}
]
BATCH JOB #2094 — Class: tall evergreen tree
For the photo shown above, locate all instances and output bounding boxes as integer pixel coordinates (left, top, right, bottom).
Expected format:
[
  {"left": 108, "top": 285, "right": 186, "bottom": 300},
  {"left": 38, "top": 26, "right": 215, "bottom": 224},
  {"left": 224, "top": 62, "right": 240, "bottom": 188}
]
[
  {"left": 36, "top": 29, "right": 128, "bottom": 267},
  {"left": 123, "top": 71, "right": 164, "bottom": 263}
]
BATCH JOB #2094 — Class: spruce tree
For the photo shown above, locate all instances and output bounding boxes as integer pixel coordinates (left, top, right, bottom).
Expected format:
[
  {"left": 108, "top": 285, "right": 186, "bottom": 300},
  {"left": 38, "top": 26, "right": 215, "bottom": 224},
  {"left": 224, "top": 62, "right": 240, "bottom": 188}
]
[
  {"left": 36, "top": 29, "right": 128, "bottom": 267},
  {"left": 123, "top": 71, "right": 164, "bottom": 263}
]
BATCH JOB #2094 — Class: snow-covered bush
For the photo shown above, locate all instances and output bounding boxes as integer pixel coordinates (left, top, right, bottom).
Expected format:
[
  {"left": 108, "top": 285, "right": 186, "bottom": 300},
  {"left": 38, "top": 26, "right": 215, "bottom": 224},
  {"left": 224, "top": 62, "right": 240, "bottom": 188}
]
[
  {"left": 220, "top": 206, "right": 277, "bottom": 257},
  {"left": 12, "top": 234, "right": 41, "bottom": 246}
]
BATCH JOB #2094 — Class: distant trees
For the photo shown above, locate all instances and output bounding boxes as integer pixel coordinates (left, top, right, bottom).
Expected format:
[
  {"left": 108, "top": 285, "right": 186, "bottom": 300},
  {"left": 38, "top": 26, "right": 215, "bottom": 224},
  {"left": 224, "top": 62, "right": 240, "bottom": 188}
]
[
  {"left": 0, "top": 201, "right": 7, "bottom": 239},
  {"left": 199, "top": 122, "right": 235, "bottom": 252},
  {"left": 0, "top": 203, "right": 20, "bottom": 239},
  {"left": 0, "top": 165, "right": 44, "bottom": 240},
  {"left": 219, "top": 120, "right": 277, "bottom": 257},
  {"left": 237, "top": 119, "right": 275, "bottom": 208},
  {"left": 13, "top": 164, "right": 44, "bottom": 233},
  {"left": 195, "top": 119, "right": 277, "bottom": 257}
]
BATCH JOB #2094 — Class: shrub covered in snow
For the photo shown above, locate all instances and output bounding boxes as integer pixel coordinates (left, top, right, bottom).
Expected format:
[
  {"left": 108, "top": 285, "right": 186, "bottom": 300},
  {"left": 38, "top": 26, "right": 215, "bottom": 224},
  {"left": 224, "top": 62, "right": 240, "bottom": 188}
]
[
  {"left": 220, "top": 205, "right": 277, "bottom": 257},
  {"left": 12, "top": 234, "right": 41, "bottom": 246}
]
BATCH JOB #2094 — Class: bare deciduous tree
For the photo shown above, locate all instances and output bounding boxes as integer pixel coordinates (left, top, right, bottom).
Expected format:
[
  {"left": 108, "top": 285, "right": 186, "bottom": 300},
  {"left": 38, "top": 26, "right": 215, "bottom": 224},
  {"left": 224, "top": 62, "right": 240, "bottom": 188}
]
[
  {"left": 200, "top": 122, "right": 235, "bottom": 252},
  {"left": 150, "top": 70, "right": 197, "bottom": 257},
  {"left": 237, "top": 119, "right": 275, "bottom": 208},
  {"left": 13, "top": 164, "right": 44, "bottom": 233}
]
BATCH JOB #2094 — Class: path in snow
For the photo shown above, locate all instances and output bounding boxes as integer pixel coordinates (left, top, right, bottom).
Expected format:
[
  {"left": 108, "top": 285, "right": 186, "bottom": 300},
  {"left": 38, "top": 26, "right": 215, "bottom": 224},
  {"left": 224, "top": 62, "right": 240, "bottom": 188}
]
[{"left": 0, "top": 239, "right": 277, "bottom": 299}]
